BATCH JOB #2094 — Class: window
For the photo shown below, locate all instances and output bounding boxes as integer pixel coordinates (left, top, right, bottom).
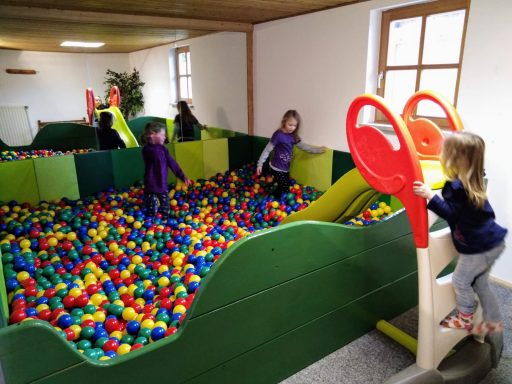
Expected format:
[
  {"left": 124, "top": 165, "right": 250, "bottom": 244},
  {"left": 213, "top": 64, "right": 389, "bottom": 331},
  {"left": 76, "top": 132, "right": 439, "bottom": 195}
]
[
  {"left": 176, "top": 46, "right": 193, "bottom": 103},
  {"left": 376, "top": 0, "right": 469, "bottom": 126}
]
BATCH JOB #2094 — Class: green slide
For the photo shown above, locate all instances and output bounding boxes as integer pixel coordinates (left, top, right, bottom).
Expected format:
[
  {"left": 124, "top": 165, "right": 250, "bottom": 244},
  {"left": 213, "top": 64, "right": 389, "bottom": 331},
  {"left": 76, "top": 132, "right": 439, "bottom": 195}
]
[
  {"left": 99, "top": 107, "right": 139, "bottom": 148},
  {"left": 282, "top": 167, "right": 380, "bottom": 225}
]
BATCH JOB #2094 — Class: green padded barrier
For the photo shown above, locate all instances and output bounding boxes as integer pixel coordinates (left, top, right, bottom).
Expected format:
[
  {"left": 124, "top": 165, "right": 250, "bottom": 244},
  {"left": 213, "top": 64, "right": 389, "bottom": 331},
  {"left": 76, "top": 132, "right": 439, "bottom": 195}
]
[
  {"left": 0, "top": 138, "right": 31, "bottom": 151},
  {"left": 172, "top": 141, "right": 204, "bottom": 182},
  {"left": 228, "top": 136, "right": 254, "bottom": 171},
  {"left": 111, "top": 148, "right": 145, "bottom": 190},
  {"left": 202, "top": 138, "right": 229, "bottom": 179},
  {"left": 251, "top": 136, "right": 269, "bottom": 161},
  {"left": 164, "top": 144, "right": 177, "bottom": 185},
  {"left": 166, "top": 119, "right": 175, "bottom": 143},
  {"left": 201, "top": 127, "right": 234, "bottom": 140},
  {"left": 290, "top": 147, "right": 333, "bottom": 191},
  {"left": 31, "top": 123, "right": 98, "bottom": 151},
  {"left": 186, "top": 274, "right": 418, "bottom": 384},
  {"left": 74, "top": 151, "right": 114, "bottom": 198},
  {"left": 33, "top": 155, "right": 79, "bottom": 202},
  {"left": 0, "top": 160, "right": 39, "bottom": 205},
  {"left": 0, "top": 212, "right": 420, "bottom": 384},
  {"left": 0, "top": 248, "right": 8, "bottom": 328},
  {"left": 127, "top": 116, "right": 167, "bottom": 142},
  {"left": 332, "top": 149, "right": 355, "bottom": 184}
]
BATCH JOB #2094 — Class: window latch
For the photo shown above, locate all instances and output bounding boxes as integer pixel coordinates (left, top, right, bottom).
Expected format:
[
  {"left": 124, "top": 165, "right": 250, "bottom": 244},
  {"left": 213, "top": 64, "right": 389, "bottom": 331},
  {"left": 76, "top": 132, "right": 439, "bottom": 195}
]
[{"left": 377, "top": 71, "right": 384, "bottom": 89}]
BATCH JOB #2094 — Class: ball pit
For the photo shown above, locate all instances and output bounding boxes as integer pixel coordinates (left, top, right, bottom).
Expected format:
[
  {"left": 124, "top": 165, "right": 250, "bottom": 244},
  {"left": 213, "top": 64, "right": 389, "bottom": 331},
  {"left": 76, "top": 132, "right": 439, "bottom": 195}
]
[
  {"left": 0, "top": 149, "right": 94, "bottom": 162},
  {"left": 0, "top": 163, "right": 327, "bottom": 360},
  {"left": 344, "top": 201, "right": 393, "bottom": 226}
]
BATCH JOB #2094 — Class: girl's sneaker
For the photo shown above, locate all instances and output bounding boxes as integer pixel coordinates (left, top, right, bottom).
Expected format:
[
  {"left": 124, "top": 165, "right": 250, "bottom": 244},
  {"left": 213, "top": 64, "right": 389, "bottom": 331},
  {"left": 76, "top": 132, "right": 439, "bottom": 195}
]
[
  {"left": 440, "top": 311, "right": 474, "bottom": 331},
  {"left": 471, "top": 321, "right": 503, "bottom": 336}
]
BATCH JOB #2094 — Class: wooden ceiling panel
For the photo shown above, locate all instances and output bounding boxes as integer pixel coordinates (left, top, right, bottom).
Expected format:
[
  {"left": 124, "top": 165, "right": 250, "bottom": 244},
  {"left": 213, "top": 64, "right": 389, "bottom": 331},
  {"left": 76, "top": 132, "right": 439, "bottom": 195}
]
[
  {"left": 0, "top": 18, "right": 209, "bottom": 53},
  {"left": 0, "top": 0, "right": 368, "bottom": 53}
]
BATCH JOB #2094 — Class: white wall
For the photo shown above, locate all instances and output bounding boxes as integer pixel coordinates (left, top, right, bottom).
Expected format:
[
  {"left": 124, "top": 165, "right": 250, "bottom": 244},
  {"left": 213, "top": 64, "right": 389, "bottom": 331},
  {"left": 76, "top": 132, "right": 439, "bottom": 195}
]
[
  {"left": 457, "top": 0, "right": 512, "bottom": 283},
  {"left": 0, "top": 50, "right": 128, "bottom": 133},
  {"left": 130, "top": 32, "right": 248, "bottom": 133},
  {"left": 254, "top": 0, "right": 512, "bottom": 283}
]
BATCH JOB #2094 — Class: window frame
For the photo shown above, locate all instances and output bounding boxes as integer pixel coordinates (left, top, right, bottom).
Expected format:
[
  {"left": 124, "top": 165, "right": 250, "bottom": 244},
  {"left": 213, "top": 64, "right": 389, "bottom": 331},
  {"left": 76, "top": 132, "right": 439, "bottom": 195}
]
[
  {"left": 376, "top": 0, "right": 470, "bottom": 127},
  {"left": 176, "top": 45, "right": 193, "bottom": 104}
]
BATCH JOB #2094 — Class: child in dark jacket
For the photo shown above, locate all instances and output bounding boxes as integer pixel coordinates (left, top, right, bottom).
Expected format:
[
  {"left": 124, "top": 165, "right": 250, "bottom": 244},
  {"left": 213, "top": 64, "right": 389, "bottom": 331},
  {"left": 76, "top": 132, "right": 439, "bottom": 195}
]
[
  {"left": 96, "top": 112, "right": 126, "bottom": 150},
  {"left": 413, "top": 132, "right": 507, "bottom": 335}
]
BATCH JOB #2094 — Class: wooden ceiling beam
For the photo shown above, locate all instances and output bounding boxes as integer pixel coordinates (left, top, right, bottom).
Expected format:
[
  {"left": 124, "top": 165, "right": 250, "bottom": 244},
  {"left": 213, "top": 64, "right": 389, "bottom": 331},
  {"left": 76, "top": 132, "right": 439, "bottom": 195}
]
[{"left": 0, "top": 5, "right": 254, "bottom": 33}]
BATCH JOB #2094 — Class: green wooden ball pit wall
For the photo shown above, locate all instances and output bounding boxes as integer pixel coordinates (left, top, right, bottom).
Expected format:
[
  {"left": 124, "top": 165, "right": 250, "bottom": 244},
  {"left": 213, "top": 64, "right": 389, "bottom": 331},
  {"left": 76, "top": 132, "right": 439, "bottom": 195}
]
[{"left": 0, "top": 130, "right": 423, "bottom": 384}]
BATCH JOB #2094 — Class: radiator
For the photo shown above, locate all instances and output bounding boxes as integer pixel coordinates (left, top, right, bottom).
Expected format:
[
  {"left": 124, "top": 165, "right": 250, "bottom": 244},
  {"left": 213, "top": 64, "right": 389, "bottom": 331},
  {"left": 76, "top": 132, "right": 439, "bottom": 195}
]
[{"left": 0, "top": 106, "right": 33, "bottom": 146}]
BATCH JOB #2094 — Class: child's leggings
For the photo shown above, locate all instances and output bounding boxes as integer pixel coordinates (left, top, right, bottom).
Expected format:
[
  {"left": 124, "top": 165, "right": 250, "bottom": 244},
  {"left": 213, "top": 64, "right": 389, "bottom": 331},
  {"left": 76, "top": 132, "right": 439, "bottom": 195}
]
[
  {"left": 144, "top": 191, "right": 170, "bottom": 219},
  {"left": 271, "top": 168, "right": 291, "bottom": 198},
  {"left": 452, "top": 241, "right": 505, "bottom": 322}
]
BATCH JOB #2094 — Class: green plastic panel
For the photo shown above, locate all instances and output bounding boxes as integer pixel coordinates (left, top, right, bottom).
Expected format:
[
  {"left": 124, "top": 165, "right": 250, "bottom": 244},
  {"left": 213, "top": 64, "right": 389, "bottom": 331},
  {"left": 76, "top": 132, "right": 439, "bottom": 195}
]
[
  {"left": 31, "top": 123, "right": 98, "bottom": 151},
  {"left": 186, "top": 274, "right": 418, "bottom": 384},
  {"left": 172, "top": 141, "right": 204, "bottom": 182},
  {"left": 332, "top": 149, "right": 356, "bottom": 184},
  {"left": 111, "top": 148, "right": 145, "bottom": 190},
  {"left": 290, "top": 147, "right": 333, "bottom": 192},
  {"left": 192, "top": 212, "right": 414, "bottom": 316},
  {"left": 74, "top": 152, "right": 114, "bottom": 198},
  {"left": 0, "top": 160, "right": 39, "bottom": 205},
  {"left": 127, "top": 116, "right": 167, "bottom": 142},
  {"left": 33, "top": 155, "right": 79, "bottom": 202},
  {"left": 228, "top": 136, "right": 253, "bottom": 171},
  {"left": 202, "top": 139, "right": 229, "bottom": 179},
  {"left": 0, "top": 249, "right": 8, "bottom": 328},
  {"left": 201, "top": 127, "right": 237, "bottom": 140}
]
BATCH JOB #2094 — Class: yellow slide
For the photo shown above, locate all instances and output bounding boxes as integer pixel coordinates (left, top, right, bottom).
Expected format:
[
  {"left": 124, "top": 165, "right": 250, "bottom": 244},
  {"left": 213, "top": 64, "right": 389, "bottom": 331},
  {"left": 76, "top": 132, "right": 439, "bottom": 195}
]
[
  {"left": 282, "top": 161, "right": 445, "bottom": 225},
  {"left": 98, "top": 107, "right": 139, "bottom": 148},
  {"left": 282, "top": 168, "right": 380, "bottom": 225}
]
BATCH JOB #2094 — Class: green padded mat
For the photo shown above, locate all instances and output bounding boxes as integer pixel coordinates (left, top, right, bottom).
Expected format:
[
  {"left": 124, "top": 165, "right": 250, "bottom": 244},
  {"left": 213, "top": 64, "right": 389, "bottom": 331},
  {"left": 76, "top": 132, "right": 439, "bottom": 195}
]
[
  {"left": 172, "top": 141, "right": 204, "bottom": 182},
  {"left": 111, "top": 148, "right": 145, "bottom": 190},
  {"left": 33, "top": 155, "right": 79, "bottom": 202},
  {"left": 202, "top": 138, "right": 229, "bottom": 179},
  {"left": 0, "top": 160, "right": 39, "bottom": 205},
  {"left": 74, "top": 151, "right": 114, "bottom": 197},
  {"left": 290, "top": 147, "right": 333, "bottom": 192}
]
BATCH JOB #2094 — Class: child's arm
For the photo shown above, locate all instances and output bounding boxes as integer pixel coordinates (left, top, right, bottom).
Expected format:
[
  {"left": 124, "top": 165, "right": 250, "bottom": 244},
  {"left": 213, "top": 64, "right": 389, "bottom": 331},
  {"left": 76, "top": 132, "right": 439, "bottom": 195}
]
[
  {"left": 257, "top": 142, "right": 274, "bottom": 175},
  {"left": 164, "top": 149, "right": 191, "bottom": 185},
  {"left": 296, "top": 142, "right": 326, "bottom": 154},
  {"left": 115, "top": 132, "right": 126, "bottom": 149},
  {"left": 413, "top": 181, "right": 461, "bottom": 221}
]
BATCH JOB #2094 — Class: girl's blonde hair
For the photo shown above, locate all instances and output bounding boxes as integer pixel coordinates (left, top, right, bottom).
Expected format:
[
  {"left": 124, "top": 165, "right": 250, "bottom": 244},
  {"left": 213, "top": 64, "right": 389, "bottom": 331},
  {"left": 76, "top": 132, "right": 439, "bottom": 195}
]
[
  {"left": 140, "top": 122, "right": 166, "bottom": 145},
  {"left": 441, "top": 132, "right": 487, "bottom": 209},
  {"left": 280, "top": 110, "right": 301, "bottom": 142}
]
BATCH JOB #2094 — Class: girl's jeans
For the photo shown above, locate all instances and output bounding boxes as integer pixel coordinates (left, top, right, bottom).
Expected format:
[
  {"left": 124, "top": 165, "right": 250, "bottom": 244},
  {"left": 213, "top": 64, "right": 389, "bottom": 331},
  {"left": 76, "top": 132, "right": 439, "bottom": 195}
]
[{"left": 452, "top": 241, "right": 505, "bottom": 322}]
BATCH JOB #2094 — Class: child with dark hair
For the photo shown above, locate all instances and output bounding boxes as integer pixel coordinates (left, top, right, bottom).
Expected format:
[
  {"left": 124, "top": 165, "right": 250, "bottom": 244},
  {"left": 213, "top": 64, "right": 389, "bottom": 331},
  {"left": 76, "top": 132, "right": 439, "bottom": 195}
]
[
  {"left": 96, "top": 112, "right": 126, "bottom": 150},
  {"left": 173, "top": 101, "right": 206, "bottom": 142},
  {"left": 141, "top": 122, "right": 192, "bottom": 219}
]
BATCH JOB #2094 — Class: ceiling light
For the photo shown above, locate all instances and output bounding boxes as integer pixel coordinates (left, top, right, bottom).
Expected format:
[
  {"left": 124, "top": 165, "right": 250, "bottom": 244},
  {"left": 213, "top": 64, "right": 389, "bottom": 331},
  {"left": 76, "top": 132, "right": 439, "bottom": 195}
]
[{"left": 60, "top": 41, "right": 105, "bottom": 48}]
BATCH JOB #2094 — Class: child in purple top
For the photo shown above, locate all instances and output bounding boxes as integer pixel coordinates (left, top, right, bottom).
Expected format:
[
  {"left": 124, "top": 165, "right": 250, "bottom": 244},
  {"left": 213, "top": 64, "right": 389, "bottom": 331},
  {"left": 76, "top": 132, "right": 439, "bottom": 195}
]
[
  {"left": 256, "top": 110, "right": 325, "bottom": 198},
  {"left": 413, "top": 132, "right": 507, "bottom": 335},
  {"left": 141, "top": 122, "right": 192, "bottom": 219}
]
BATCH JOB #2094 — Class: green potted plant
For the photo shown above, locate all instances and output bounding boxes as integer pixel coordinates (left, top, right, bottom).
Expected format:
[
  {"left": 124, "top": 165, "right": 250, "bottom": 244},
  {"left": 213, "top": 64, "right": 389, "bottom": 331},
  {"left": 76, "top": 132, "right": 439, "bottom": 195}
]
[{"left": 104, "top": 68, "right": 145, "bottom": 119}]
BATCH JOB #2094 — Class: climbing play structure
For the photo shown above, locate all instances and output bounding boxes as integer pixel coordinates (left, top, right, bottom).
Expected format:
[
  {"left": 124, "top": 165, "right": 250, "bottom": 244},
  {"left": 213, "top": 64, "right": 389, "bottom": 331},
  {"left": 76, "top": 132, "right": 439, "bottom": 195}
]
[
  {"left": 86, "top": 86, "right": 139, "bottom": 148},
  {"left": 346, "top": 90, "right": 502, "bottom": 383},
  {"left": 0, "top": 89, "right": 500, "bottom": 384}
]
